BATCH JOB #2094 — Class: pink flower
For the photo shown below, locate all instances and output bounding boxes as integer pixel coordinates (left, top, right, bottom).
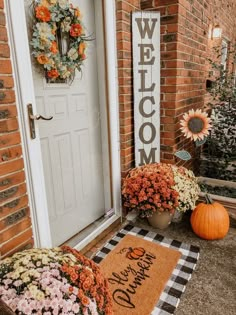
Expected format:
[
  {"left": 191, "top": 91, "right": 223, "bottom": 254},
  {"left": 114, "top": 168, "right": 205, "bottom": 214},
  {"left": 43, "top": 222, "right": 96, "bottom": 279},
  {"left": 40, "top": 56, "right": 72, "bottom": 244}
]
[
  {"left": 42, "top": 299, "right": 51, "bottom": 309},
  {"left": 30, "top": 300, "right": 37, "bottom": 310},
  {"left": 70, "top": 294, "right": 77, "bottom": 302},
  {"left": 50, "top": 298, "right": 59, "bottom": 309},
  {"left": 53, "top": 307, "right": 59, "bottom": 315},
  {"left": 3, "top": 278, "right": 12, "bottom": 285},
  {"left": 23, "top": 305, "right": 33, "bottom": 315},
  {"left": 18, "top": 299, "right": 28, "bottom": 311},
  {"left": 41, "top": 278, "right": 50, "bottom": 287},
  {"left": 13, "top": 280, "right": 22, "bottom": 287},
  {"left": 51, "top": 269, "right": 60, "bottom": 277}
]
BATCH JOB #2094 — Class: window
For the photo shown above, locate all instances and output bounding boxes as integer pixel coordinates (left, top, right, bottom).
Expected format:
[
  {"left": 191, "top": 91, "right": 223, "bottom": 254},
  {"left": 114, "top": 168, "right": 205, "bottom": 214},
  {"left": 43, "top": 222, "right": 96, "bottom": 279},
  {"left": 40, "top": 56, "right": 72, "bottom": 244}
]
[{"left": 221, "top": 39, "right": 228, "bottom": 71}]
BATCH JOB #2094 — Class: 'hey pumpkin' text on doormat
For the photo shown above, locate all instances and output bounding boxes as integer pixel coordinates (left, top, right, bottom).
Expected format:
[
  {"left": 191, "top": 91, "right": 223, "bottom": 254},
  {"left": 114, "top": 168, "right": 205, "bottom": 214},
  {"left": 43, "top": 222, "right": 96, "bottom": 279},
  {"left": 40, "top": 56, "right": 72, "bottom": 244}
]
[{"left": 93, "top": 224, "right": 200, "bottom": 315}]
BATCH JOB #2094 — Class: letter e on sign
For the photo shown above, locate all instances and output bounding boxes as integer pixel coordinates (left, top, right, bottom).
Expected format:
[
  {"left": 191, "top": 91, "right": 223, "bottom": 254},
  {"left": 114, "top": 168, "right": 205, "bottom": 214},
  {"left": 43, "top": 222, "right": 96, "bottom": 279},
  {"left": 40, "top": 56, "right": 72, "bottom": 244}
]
[{"left": 132, "top": 11, "right": 160, "bottom": 166}]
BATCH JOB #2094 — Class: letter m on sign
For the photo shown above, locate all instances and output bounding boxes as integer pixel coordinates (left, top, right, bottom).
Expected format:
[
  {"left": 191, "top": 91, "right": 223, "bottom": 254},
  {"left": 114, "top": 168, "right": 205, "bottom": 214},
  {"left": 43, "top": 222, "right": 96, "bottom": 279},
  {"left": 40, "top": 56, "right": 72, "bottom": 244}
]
[{"left": 132, "top": 11, "right": 160, "bottom": 166}]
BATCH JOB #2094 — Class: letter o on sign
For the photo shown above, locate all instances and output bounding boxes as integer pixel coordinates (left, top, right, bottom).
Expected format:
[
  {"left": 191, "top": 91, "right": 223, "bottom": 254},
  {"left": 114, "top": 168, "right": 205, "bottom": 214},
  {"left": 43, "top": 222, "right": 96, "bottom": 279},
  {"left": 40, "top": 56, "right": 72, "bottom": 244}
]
[{"left": 139, "top": 122, "right": 156, "bottom": 144}]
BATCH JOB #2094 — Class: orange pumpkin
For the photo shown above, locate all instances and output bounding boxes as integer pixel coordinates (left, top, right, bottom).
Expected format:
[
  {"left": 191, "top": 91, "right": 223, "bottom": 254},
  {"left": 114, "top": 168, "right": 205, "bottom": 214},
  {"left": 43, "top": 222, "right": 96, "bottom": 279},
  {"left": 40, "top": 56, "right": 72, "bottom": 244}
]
[
  {"left": 126, "top": 247, "right": 145, "bottom": 260},
  {"left": 190, "top": 195, "right": 229, "bottom": 240}
]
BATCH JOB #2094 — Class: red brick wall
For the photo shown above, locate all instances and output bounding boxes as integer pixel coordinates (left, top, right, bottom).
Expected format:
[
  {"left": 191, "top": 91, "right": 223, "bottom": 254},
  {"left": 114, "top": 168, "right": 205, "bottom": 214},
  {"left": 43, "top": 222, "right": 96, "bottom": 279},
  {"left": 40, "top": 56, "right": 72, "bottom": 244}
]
[{"left": 0, "top": 0, "right": 33, "bottom": 258}]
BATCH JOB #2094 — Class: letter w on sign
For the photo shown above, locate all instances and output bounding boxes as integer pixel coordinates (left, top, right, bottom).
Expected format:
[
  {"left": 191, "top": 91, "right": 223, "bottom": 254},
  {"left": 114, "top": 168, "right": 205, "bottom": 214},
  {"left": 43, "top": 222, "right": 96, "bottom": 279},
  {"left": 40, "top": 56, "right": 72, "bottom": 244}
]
[{"left": 132, "top": 12, "right": 160, "bottom": 166}]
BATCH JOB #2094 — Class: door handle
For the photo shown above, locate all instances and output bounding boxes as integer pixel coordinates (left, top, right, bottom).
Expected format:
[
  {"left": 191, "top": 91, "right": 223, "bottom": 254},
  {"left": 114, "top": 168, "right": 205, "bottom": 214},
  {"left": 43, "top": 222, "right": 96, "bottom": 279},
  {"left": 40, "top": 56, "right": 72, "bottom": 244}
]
[
  {"left": 30, "top": 114, "right": 53, "bottom": 121},
  {"left": 27, "top": 103, "right": 53, "bottom": 139}
]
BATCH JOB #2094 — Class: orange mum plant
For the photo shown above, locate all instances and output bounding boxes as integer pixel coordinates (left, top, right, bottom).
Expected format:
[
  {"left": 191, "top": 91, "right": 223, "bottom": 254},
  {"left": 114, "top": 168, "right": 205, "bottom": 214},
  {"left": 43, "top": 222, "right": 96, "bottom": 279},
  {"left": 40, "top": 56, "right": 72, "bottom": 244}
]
[{"left": 122, "top": 163, "right": 179, "bottom": 218}]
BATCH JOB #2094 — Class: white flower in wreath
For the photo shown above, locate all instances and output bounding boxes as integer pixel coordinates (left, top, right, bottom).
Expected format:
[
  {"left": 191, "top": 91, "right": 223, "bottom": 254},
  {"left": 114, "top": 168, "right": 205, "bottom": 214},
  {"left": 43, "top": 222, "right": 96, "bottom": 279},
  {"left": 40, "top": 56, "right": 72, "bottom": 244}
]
[
  {"left": 36, "top": 22, "right": 53, "bottom": 39},
  {"left": 62, "top": 70, "right": 73, "bottom": 79},
  {"left": 47, "top": 58, "right": 56, "bottom": 68},
  {"left": 60, "top": 65, "right": 71, "bottom": 79},
  {"left": 58, "top": 0, "right": 69, "bottom": 10},
  {"left": 36, "top": 23, "right": 54, "bottom": 48},
  {"left": 61, "top": 17, "right": 71, "bottom": 32},
  {"left": 67, "top": 47, "right": 78, "bottom": 60}
]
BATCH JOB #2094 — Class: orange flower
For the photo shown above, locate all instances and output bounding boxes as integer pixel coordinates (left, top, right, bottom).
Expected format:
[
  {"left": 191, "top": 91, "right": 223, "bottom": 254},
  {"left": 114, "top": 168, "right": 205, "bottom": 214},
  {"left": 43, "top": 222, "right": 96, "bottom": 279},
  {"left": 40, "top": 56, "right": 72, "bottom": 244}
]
[
  {"left": 68, "top": 286, "right": 74, "bottom": 293},
  {"left": 90, "top": 287, "right": 96, "bottom": 297},
  {"left": 74, "top": 8, "right": 81, "bottom": 18},
  {"left": 77, "top": 289, "right": 84, "bottom": 299},
  {"left": 61, "top": 264, "right": 68, "bottom": 272},
  {"left": 50, "top": 41, "right": 58, "bottom": 54},
  {"left": 79, "top": 272, "right": 87, "bottom": 282},
  {"left": 82, "top": 277, "right": 93, "bottom": 290},
  {"left": 68, "top": 266, "right": 74, "bottom": 274},
  {"left": 81, "top": 296, "right": 90, "bottom": 306},
  {"left": 41, "top": 0, "right": 50, "bottom": 7},
  {"left": 37, "top": 54, "right": 49, "bottom": 65},
  {"left": 47, "top": 69, "right": 59, "bottom": 79},
  {"left": 78, "top": 42, "right": 86, "bottom": 56},
  {"left": 70, "top": 272, "right": 78, "bottom": 282},
  {"left": 70, "top": 24, "right": 83, "bottom": 37},
  {"left": 35, "top": 6, "right": 51, "bottom": 22}
]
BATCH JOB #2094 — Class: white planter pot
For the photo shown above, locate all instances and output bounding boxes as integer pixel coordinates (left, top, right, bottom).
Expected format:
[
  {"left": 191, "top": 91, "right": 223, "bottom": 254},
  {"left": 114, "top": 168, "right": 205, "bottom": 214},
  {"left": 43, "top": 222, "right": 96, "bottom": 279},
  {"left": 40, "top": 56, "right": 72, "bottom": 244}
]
[{"left": 198, "top": 176, "right": 236, "bottom": 219}]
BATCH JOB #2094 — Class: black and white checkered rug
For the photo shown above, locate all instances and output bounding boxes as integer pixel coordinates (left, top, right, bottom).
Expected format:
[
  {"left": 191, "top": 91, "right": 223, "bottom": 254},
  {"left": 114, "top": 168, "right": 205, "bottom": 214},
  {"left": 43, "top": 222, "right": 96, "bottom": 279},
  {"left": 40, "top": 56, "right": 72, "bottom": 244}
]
[{"left": 93, "top": 224, "right": 200, "bottom": 315}]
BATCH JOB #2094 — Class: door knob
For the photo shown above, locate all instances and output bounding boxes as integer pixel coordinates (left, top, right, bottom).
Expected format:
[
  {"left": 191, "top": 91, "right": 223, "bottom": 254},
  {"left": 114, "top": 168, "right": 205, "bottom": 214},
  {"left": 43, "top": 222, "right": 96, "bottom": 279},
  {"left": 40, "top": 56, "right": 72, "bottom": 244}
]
[{"left": 27, "top": 103, "right": 53, "bottom": 139}]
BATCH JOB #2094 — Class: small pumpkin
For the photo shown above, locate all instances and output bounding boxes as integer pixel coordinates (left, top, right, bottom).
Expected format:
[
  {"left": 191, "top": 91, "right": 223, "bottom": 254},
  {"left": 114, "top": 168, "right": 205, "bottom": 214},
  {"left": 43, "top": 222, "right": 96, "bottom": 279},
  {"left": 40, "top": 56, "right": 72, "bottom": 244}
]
[
  {"left": 190, "top": 194, "right": 229, "bottom": 240},
  {"left": 126, "top": 247, "right": 146, "bottom": 260}
]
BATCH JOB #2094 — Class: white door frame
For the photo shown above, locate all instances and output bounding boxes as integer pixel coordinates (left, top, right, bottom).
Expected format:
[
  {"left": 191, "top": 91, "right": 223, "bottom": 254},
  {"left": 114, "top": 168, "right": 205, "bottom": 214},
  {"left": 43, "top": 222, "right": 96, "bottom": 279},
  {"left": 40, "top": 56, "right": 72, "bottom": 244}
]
[{"left": 6, "top": 0, "right": 121, "bottom": 249}]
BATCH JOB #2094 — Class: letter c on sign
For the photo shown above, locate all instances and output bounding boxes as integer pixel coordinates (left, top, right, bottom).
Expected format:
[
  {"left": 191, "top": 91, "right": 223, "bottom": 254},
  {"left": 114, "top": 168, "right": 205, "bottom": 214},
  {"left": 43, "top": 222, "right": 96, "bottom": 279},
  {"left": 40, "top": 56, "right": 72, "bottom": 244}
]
[
  {"left": 139, "top": 122, "right": 156, "bottom": 144},
  {"left": 139, "top": 96, "right": 155, "bottom": 118}
]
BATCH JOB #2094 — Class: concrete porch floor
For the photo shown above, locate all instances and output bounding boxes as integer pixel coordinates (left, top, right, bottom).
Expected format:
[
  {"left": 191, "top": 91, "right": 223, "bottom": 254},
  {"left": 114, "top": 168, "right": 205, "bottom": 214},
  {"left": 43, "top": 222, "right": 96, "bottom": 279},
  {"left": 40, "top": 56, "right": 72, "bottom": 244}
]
[{"left": 81, "top": 213, "right": 236, "bottom": 315}]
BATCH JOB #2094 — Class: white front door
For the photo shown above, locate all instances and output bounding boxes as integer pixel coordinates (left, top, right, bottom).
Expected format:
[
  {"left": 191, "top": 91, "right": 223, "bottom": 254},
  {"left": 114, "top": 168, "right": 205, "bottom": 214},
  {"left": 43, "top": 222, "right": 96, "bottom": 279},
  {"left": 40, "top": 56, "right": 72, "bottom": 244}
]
[{"left": 23, "top": 0, "right": 111, "bottom": 246}]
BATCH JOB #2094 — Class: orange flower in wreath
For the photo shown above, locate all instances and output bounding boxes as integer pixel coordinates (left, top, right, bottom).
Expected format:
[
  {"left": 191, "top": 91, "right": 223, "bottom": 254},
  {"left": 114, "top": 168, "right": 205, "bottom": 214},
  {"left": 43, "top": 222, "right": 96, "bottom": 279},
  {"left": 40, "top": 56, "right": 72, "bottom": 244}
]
[
  {"left": 78, "top": 42, "right": 86, "bottom": 58},
  {"left": 70, "top": 24, "right": 83, "bottom": 37},
  {"left": 74, "top": 8, "right": 81, "bottom": 18},
  {"left": 180, "top": 109, "right": 212, "bottom": 141},
  {"left": 37, "top": 54, "right": 49, "bottom": 64},
  {"left": 47, "top": 69, "right": 59, "bottom": 79},
  {"left": 35, "top": 6, "right": 51, "bottom": 22},
  {"left": 50, "top": 41, "right": 58, "bottom": 54}
]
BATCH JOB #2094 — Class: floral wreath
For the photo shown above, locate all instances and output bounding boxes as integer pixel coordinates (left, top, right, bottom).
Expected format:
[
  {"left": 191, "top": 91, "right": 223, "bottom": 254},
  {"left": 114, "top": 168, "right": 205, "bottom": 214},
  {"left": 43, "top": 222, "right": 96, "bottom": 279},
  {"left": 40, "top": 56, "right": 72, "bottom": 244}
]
[{"left": 30, "top": 0, "right": 89, "bottom": 81}]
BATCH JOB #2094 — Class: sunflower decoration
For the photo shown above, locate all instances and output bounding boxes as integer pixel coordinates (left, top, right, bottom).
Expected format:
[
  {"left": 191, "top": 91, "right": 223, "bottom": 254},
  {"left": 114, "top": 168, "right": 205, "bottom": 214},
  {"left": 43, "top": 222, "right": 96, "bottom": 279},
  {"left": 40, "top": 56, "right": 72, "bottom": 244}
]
[{"left": 180, "top": 109, "right": 212, "bottom": 141}]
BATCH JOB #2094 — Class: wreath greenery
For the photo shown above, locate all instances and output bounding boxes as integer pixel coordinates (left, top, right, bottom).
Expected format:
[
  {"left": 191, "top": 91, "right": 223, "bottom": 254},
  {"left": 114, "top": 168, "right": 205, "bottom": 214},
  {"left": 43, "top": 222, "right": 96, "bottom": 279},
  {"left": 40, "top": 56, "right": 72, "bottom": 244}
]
[{"left": 30, "top": 0, "right": 89, "bottom": 81}]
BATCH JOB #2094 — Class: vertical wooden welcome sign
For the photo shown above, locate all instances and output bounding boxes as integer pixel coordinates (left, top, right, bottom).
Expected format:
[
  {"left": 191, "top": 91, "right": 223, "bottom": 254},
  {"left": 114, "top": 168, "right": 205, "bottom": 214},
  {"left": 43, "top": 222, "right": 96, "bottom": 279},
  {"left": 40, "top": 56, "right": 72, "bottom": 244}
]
[{"left": 132, "top": 12, "right": 160, "bottom": 166}]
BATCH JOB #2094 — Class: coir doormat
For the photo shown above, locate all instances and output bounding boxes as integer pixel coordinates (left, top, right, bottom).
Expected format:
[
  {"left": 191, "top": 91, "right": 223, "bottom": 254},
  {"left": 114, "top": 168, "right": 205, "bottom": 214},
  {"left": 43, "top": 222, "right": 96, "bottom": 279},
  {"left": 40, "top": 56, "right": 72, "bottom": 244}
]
[{"left": 93, "top": 224, "right": 200, "bottom": 315}]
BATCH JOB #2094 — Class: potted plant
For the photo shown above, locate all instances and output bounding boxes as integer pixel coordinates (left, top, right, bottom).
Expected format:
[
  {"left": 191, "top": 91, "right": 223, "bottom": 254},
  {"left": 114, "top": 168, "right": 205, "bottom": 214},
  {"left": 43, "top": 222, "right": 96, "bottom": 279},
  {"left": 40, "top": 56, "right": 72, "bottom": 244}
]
[
  {"left": 122, "top": 163, "right": 200, "bottom": 228},
  {"left": 0, "top": 247, "right": 113, "bottom": 315},
  {"left": 172, "top": 166, "right": 201, "bottom": 222}
]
